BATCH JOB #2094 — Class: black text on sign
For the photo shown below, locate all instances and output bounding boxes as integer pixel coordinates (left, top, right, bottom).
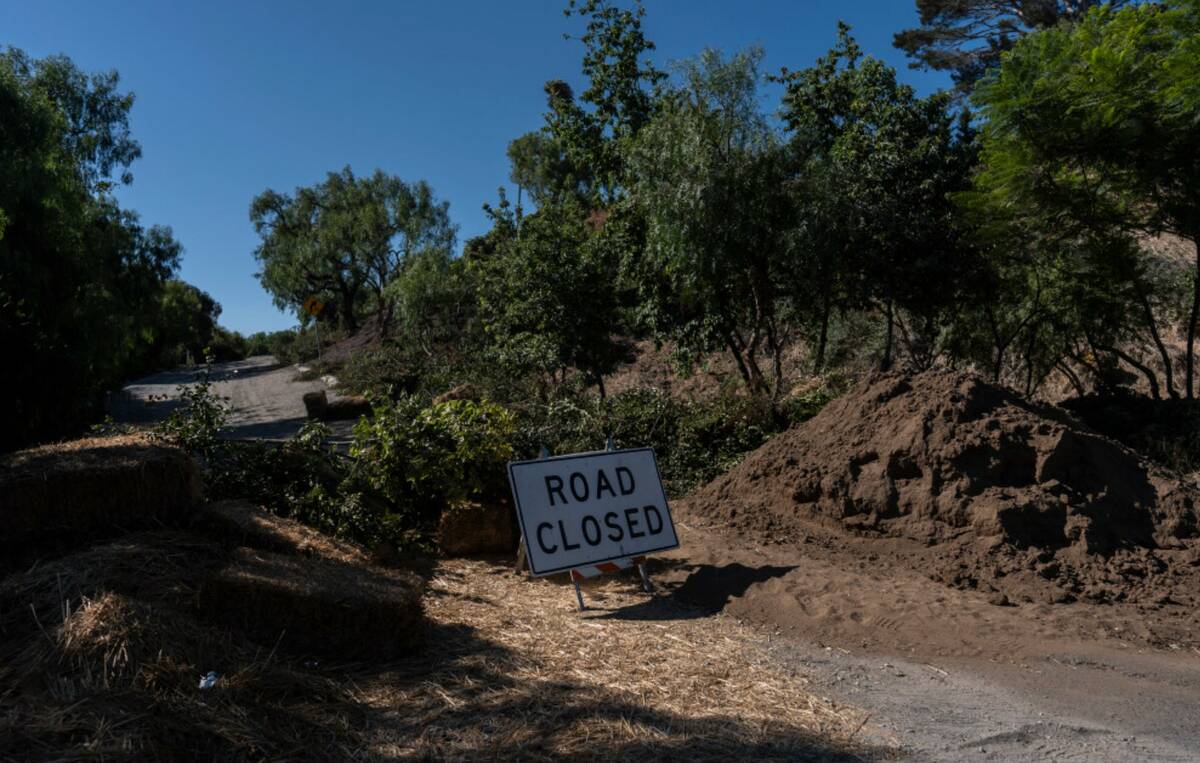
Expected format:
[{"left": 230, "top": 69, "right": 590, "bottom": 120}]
[{"left": 507, "top": 448, "right": 680, "bottom": 576}]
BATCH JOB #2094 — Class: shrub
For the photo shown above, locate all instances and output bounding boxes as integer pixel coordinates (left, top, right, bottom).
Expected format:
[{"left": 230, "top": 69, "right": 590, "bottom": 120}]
[{"left": 350, "top": 397, "right": 517, "bottom": 522}]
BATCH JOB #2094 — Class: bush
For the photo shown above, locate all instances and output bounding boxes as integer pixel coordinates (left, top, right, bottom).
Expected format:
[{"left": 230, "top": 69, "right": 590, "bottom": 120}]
[
  {"left": 350, "top": 397, "right": 517, "bottom": 522},
  {"left": 510, "top": 386, "right": 835, "bottom": 496}
]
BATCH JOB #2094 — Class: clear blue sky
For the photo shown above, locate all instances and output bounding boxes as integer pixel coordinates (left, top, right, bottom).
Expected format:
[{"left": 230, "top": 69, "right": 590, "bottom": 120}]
[{"left": 3, "top": 1, "right": 949, "bottom": 334}]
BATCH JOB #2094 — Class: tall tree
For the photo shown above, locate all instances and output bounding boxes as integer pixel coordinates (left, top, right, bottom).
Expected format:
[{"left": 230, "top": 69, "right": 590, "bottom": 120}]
[
  {"left": 250, "top": 168, "right": 455, "bottom": 332},
  {"left": 629, "top": 47, "right": 793, "bottom": 393},
  {"left": 971, "top": 0, "right": 1200, "bottom": 395},
  {"left": 0, "top": 48, "right": 181, "bottom": 449},
  {"left": 779, "top": 26, "right": 976, "bottom": 371},
  {"left": 894, "top": 0, "right": 1126, "bottom": 93}
]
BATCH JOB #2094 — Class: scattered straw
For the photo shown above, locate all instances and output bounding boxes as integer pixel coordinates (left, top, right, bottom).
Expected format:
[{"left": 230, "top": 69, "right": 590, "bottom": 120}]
[{"left": 358, "top": 560, "right": 879, "bottom": 761}]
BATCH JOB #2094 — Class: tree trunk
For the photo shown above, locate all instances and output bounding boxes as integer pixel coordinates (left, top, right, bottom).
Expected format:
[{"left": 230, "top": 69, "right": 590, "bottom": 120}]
[
  {"left": 814, "top": 294, "right": 831, "bottom": 375},
  {"left": 725, "top": 333, "right": 754, "bottom": 390},
  {"left": 881, "top": 298, "right": 895, "bottom": 372},
  {"left": 1187, "top": 238, "right": 1200, "bottom": 399},
  {"left": 1138, "top": 290, "right": 1177, "bottom": 399},
  {"left": 597, "top": 375, "right": 606, "bottom": 400}
]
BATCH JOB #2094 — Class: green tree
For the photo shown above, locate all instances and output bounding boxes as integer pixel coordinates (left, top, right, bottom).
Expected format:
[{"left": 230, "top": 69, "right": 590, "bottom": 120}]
[
  {"left": 473, "top": 195, "right": 628, "bottom": 397},
  {"left": 779, "top": 26, "right": 976, "bottom": 371},
  {"left": 629, "top": 47, "right": 794, "bottom": 393},
  {"left": 0, "top": 48, "right": 182, "bottom": 449},
  {"left": 893, "top": 0, "right": 1126, "bottom": 94},
  {"left": 250, "top": 168, "right": 455, "bottom": 332},
  {"left": 971, "top": 0, "right": 1200, "bottom": 396}
]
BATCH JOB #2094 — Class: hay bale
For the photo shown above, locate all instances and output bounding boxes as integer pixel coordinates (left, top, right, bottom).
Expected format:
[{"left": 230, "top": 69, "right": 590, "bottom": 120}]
[
  {"left": 198, "top": 548, "right": 424, "bottom": 658},
  {"left": 439, "top": 500, "right": 519, "bottom": 556},
  {"left": 198, "top": 499, "right": 370, "bottom": 565},
  {"left": 323, "top": 394, "right": 371, "bottom": 420},
  {"left": 302, "top": 390, "right": 328, "bottom": 419},
  {"left": 0, "top": 434, "right": 202, "bottom": 554}
]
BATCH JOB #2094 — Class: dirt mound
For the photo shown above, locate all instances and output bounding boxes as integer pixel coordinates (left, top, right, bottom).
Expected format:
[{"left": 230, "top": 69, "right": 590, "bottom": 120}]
[{"left": 685, "top": 370, "right": 1200, "bottom": 606}]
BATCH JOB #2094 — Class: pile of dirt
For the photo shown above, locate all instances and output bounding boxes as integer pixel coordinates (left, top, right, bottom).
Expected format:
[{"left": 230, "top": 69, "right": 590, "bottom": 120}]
[{"left": 685, "top": 370, "right": 1200, "bottom": 606}]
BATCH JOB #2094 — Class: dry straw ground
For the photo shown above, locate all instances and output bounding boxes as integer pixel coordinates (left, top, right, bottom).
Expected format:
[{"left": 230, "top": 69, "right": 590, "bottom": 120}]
[
  {"left": 0, "top": 504, "right": 879, "bottom": 760},
  {"left": 357, "top": 560, "right": 879, "bottom": 761}
]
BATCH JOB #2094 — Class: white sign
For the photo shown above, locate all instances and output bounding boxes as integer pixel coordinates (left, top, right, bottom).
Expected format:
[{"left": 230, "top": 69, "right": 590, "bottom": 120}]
[{"left": 508, "top": 447, "right": 680, "bottom": 576}]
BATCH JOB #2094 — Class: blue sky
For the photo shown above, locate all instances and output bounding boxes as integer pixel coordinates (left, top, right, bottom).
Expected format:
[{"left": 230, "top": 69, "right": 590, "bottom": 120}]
[{"left": 3, "top": 1, "right": 949, "bottom": 334}]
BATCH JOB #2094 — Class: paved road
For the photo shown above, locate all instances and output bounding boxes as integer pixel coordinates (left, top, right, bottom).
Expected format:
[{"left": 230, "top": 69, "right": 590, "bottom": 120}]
[{"left": 111, "top": 355, "right": 357, "bottom": 441}]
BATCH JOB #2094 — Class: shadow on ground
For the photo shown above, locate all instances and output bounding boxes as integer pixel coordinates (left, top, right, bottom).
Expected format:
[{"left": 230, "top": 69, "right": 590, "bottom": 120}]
[{"left": 361, "top": 619, "right": 878, "bottom": 761}]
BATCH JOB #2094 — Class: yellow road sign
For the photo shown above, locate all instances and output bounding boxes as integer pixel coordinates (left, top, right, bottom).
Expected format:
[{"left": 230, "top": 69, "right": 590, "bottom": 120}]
[{"left": 303, "top": 296, "right": 325, "bottom": 317}]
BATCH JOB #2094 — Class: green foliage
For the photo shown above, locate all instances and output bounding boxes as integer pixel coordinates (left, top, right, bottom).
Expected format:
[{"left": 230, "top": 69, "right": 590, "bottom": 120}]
[
  {"left": 473, "top": 197, "right": 630, "bottom": 395},
  {"left": 777, "top": 25, "right": 977, "bottom": 373},
  {"left": 350, "top": 397, "right": 517, "bottom": 521},
  {"left": 154, "top": 361, "right": 230, "bottom": 460},
  {"left": 629, "top": 47, "right": 792, "bottom": 393},
  {"left": 970, "top": 0, "right": 1200, "bottom": 397},
  {"left": 250, "top": 167, "right": 456, "bottom": 332},
  {"left": 511, "top": 386, "right": 834, "bottom": 496}
]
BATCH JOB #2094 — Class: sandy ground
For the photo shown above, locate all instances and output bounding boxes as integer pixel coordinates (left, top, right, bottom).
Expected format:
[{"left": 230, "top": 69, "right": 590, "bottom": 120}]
[
  {"left": 657, "top": 518, "right": 1200, "bottom": 761},
  {"left": 110, "top": 355, "right": 356, "bottom": 441}
]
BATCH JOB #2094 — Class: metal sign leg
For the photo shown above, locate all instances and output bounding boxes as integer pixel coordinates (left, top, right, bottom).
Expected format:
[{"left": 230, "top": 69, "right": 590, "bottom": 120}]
[
  {"left": 572, "top": 575, "right": 587, "bottom": 611},
  {"left": 637, "top": 562, "right": 653, "bottom": 593}
]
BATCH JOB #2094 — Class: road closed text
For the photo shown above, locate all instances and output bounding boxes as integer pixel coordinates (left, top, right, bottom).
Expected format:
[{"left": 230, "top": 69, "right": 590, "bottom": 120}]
[{"left": 508, "top": 448, "right": 680, "bottom": 576}]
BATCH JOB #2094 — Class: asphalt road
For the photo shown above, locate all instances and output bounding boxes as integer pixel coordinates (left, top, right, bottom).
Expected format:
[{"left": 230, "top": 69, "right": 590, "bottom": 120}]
[{"left": 110, "top": 355, "right": 356, "bottom": 441}]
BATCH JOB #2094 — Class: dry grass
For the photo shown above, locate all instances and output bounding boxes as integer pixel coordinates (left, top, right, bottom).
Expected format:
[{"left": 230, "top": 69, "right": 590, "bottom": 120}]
[
  {"left": 0, "top": 511, "right": 877, "bottom": 760},
  {"left": 357, "top": 560, "right": 880, "bottom": 761}
]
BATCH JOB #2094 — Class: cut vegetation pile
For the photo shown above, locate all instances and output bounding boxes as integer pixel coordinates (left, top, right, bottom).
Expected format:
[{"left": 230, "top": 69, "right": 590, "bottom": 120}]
[{"left": 685, "top": 370, "right": 1200, "bottom": 607}]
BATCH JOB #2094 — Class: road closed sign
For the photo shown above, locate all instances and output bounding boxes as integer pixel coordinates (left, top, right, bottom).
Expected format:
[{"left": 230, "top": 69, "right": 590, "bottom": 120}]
[{"left": 508, "top": 448, "right": 679, "bottom": 576}]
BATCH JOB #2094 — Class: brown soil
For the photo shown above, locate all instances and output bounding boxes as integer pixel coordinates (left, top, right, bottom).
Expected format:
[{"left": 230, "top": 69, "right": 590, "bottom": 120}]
[{"left": 680, "top": 370, "right": 1200, "bottom": 650}]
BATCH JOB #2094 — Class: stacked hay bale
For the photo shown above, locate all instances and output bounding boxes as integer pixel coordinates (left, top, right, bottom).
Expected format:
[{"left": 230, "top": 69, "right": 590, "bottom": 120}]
[
  {"left": 0, "top": 433, "right": 202, "bottom": 559},
  {"left": 0, "top": 441, "right": 427, "bottom": 758}
]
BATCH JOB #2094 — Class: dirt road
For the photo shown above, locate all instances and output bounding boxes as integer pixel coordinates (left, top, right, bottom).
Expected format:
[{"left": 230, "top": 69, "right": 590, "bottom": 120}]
[
  {"left": 111, "top": 356, "right": 356, "bottom": 440},
  {"left": 657, "top": 519, "right": 1200, "bottom": 761}
]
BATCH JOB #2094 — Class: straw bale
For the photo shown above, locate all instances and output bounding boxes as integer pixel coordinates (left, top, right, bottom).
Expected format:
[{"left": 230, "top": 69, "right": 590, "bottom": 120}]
[
  {"left": 198, "top": 548, "right": 424, "bottom": 658},
  {"left": 324, "top": 394, "right": 372, "bottom": 420},
  {"left": 0, "top": 433, "right": 202, "bottom": 554},
  {"left": 438, "top": 499, "right": 519, "bottom": 556},
  {"left": 302, "top": 390, "right": 328, "bottom": 419},
  {"left": 198, "top": 498, "right": 371, "bottom": 565}
]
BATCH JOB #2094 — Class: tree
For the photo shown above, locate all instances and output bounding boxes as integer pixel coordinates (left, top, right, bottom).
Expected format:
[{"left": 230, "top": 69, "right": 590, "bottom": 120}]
[
  {"left": 0, "top": 48, "right": 182, "bottom": 449},
  {"left": 778, "top": 26, "right": 976, "bottom": 372},
  {"left": 629, "top": 47, "right": 794, "bottom": 394},
  {"left": 971, "top": 0, "right": 1200, "bottom": 396},
  {"left": 543, "top": 0, "right": 666, "bottom": 204},
  {"left": 150, "top": 280, "right": 222, "bottom": 366},
  {"left": 893, "top": 0, "right": 1126, "bottom": 94},
  {"left": 472, "top": 195, "right": 628, "bottom": 397},
  {"left": 250, "top": 168, "right": 455, "bottom": 332}
]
